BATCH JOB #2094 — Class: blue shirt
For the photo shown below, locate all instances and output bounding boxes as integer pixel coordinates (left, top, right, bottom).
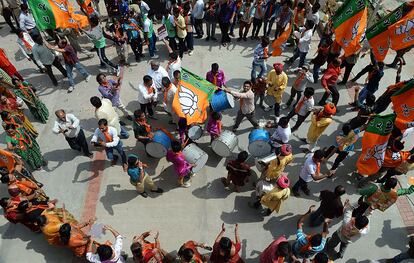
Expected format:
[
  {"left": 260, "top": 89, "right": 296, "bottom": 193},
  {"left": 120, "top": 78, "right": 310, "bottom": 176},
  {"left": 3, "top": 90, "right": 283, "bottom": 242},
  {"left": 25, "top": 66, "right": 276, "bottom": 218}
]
[
  {"left": 333, "top": 128, "right": 360, "bottom": 152},
  {"left": 127, "top": 154, "right": 142, "bottom": 183},
  {"left": 122, "top": 19, "right": 140, "bottom": 40},
  {"left": 293, "top": 229, "right": 326, "bottom": 259}
]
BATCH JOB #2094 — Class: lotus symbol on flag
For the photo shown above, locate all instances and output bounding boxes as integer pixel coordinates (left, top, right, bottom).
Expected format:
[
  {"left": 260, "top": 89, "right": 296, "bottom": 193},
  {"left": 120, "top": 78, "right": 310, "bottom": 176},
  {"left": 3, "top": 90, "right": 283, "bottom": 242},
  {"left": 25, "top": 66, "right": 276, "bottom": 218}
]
[
  {"left": 363, "top": 142, "right": 387, "bottom": 167},
  {"left": 178, "top": 86, "right": 198, "bottom": 116}
]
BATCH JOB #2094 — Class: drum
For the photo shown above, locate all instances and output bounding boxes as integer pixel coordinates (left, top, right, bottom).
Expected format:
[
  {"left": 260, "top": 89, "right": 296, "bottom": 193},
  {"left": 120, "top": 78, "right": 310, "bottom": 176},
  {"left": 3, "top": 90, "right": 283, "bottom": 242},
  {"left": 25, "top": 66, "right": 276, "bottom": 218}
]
[
  {"left": 211, "top": 130, "right": 238, "bottom": 157},
  {"left": 145, "top": 130, "right": 172, "bottom": 158},
  {"left": 182, "top": 144, "right": 208, "bottom": 173},
  {"left": 248, "top": 129, "right": 271, "bottom": 157},
  {"left": 255, "top": 153, "right": 277, "bottom": 172},
  {"left": 188, "top": 125, "right": 203, "bottom": 141},
  {"left": 210, "top": 90, "right": 235, "bottom": 112}
]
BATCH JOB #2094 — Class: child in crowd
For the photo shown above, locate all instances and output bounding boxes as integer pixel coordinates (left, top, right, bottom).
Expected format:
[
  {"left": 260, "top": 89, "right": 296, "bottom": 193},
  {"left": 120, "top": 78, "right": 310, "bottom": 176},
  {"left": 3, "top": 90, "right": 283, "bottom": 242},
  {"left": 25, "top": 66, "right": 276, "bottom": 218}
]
[
  {"left": 206, "top": 111, "right": 222, "bottom": 143},
  {"left": 166, "top": 140, "right": 195, "bottom": 188},
  {"left": 252, "top": 77, "right": 267, "bottom": 110},
  {"left": 222, "top": 151, "right": 251, "bottom": 192}
]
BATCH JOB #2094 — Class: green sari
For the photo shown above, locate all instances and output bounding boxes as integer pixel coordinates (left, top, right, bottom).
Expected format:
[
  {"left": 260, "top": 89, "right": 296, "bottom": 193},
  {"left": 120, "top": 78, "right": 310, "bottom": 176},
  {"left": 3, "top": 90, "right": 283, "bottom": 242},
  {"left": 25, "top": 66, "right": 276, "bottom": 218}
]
[
  {"left": 6, "top": 127, "right": 44, "bottom": 171},
  {"left": 13, "top": 82, "right": 49, "bottom": 123}
]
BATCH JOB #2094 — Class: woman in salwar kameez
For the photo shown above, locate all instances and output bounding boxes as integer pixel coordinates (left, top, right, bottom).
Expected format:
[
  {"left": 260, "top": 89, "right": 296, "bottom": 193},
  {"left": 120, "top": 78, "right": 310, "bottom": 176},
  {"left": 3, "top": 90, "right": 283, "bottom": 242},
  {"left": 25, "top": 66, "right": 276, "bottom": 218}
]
[
  {"left": 59, "top": 218, "right": 96, "bottom": 257},
  {"left": 4, "top": 124, "right": 45, "bottom": 171},
  {"left": 11, "top": 79, "right": 48, "bottom": 123},
  {"left": 0, "top": 93, "right": 38, "bottom": 138}
]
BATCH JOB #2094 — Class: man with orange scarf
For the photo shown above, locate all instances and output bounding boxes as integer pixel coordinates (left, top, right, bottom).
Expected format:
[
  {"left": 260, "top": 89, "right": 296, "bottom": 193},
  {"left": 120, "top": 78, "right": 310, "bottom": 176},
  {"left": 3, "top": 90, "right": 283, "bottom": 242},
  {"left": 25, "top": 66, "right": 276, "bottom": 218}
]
[
  {"left": 292, "top": 205, "right": 329, "bottom": 261},
  {"left": 292, "top": 150, "right": 329, "bottom": 197},
  {"left": 318, "top": 58, "right": 341, "bottom": 106},
  {"left": 91, "top": 118, "right": 127, "bottom": 171},
  {"left": 132, "top": 109, "right": 153, "bottom": 146},
  {"left": 0, "top": 48, "right": 23, "bottom": 81}
]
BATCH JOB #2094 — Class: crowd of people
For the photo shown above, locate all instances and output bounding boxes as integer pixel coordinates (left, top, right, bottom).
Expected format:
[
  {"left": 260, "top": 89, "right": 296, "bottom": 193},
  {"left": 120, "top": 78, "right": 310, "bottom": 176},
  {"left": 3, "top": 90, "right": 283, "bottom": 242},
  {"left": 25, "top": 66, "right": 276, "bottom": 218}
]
[{"left": 1, "top": 0, "right": 414, "bottom": 262}]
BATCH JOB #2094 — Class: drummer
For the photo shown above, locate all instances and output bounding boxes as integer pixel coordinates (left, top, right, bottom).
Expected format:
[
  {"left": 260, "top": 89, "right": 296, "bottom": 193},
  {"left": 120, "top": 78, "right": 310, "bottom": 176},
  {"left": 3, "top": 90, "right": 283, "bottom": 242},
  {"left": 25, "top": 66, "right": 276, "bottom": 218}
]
[
  {"left": 132, "top": 110, "right": 153, "bottom": 147},
  {"left": 166, "top": 140, "right": 195, "bottom": 188},
  {"left": 260, "top": 144, "right": 293, "bottom": 182},
  {"left": 266, "top": 117, "right": 292, "bottom": 150}
]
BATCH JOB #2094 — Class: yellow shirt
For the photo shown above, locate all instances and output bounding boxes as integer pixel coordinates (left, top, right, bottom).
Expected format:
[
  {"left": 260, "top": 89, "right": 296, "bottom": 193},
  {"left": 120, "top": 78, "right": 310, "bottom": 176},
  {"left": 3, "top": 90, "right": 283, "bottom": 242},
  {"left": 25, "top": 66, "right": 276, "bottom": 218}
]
[
  {"left": 307, "top": 114, "right": 332, "bottom": 143},
  {"left": 175, "top": 15, "right": 187, "bottom": 39},
  {"left": 267, "top": 70, "right": 287, "bottom": 103},
  {"left": 265, "top": 154, "right": 293, "bottom": 180}
]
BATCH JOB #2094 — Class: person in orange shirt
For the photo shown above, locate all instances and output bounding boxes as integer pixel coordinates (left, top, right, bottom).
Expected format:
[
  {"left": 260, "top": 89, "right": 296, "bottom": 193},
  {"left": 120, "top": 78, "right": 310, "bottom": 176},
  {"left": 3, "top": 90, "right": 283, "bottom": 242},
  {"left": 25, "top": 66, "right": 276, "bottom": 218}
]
[
  {"left": 178, "top": 240, "right": 213, "bottom": 263},
  {"left": 377, "top": 140, "right": 414, "bottom": 184},
  {"left": 0, "top": 48, "right": 23, "bottom": 81},
  {"left": 130, "top": 230, "right": 173, "bottom": 262}
]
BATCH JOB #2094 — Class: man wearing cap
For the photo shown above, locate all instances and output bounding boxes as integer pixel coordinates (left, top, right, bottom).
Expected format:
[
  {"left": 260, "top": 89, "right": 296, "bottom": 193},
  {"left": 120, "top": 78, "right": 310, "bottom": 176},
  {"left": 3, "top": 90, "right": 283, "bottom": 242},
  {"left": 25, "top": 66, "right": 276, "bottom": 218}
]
[
  {"left": 267, "top": 63, "right": 287, "bottom": 117},
  {"left": 302, "top": 103, "right": 336, "bottom": 153},
  {"left": 260, "top": 174, "right": 291, "bottom": 215}
]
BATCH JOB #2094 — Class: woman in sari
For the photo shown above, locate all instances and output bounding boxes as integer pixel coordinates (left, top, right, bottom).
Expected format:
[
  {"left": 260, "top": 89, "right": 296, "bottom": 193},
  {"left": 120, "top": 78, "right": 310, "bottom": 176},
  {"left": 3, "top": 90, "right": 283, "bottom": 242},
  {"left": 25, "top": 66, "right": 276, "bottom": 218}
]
[
  {"left": 10, "top": 78, "right": 48, "bottom": 123},
  {"left": 1, "top": 170, "right": 47, "bottom": 201},
  {"left": 0, "top": 70, "right": 17, "bottom": 98},
  {"left": 36, "top": 204, "right": 78, "bottom": 246},
  {"left": 0, "top": 93, "right": 38, "bottom": 138},
  {"left": 59, "top": 218, "right": 96, "bottom": 257},
  {"left": 4, "top": 124, "right": 46, "bottom": 171},
  {"left": 0, "top": 197, "right": 41, "bottom": 232}
]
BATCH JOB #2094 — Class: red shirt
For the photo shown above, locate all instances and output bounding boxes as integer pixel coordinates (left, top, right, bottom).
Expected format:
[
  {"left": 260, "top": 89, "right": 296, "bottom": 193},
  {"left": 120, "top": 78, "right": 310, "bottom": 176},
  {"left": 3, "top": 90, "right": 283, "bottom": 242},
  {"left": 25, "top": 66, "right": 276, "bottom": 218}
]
[
  {"left": 210, "top": 241, "right": 243, "bottom": 263},
  {"left": 321, "top": 63, "right": 340, "bottom": 88}
]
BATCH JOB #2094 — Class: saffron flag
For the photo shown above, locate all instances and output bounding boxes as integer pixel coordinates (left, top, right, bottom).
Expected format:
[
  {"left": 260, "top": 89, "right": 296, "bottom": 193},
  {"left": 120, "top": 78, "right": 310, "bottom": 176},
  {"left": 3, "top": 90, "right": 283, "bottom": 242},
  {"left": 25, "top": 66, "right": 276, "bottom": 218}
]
[
  {"left": 28, "top": 0, "right": 89, "bottom": 30},
  {"left": 332, "top": 0, "right": 367, "bottom": 57},
  {"left": 271, "top": 24, "right": 292, "bottom": 57},
  {"left": 389, "top": 4, "right": 414, "bottom": 51},
  {"left": 172, "top": 68, "right": 216, "bottom": 125},
  {"left": 367, "top": 2, "right": 413, "bottom": 62},
  {"left": 391, "top": 78, "right": 414, "bottom": 122},
  {"left": 357, "top": 114, "right": 396, "bottom": 175}
]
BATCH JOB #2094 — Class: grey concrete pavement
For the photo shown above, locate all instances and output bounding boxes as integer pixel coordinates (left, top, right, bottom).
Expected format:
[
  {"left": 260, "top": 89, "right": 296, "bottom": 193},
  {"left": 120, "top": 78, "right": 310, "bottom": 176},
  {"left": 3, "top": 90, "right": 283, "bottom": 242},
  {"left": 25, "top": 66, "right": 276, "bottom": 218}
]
[{"left": 0, "top": 11, "right": 414, "bottom": 263}]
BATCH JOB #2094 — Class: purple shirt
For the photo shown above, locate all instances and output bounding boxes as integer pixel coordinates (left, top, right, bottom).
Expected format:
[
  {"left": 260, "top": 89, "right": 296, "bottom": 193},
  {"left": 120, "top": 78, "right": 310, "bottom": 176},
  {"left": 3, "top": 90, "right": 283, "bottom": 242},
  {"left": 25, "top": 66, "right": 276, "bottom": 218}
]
[
  {"left": 98, "top": 79, "right": 121, "bottom": 107},
  {"left": 219, "top": 1, "right": 236, "bottom": 23},
  {"left": 206, "top": 118, "right": 221, "bottom": 136},
  {"left": 166, "top": 150, "right": 192, "bottom": 178},
  {"left": 206, "top": 70, "right": 226, "bottom": 87}
]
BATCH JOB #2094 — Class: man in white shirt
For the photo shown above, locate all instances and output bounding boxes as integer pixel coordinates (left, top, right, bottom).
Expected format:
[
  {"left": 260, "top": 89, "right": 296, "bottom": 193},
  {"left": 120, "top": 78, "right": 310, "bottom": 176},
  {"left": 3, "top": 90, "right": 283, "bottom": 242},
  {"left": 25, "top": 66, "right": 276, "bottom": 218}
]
[
  {"left": 270, "top": 117, "right": 291, "bottom": 148},
  {"left": 91, "top": 119, "right": 127, "bottom": 170},
  {"left": 292, "top": 150, "right": 328, "bottom": 196},
  {"left": 326, "top": 203, "right": 370, "bottom": 259},
  {"left": 286, "top": 87, "right": 315, "bottom": 132},
  {"left": 286, "top": 19, "right": 315, "bottom": 68},
  {"left": 137, "top": 75, "right": 158, "bottom": 119},
  {"left": 137, "top": 0, "right": 150, "bottom": 16},
  {"left": 19, "top": 3, "right": 38, "bottom": 38},
  {"left": 161, "top": 77, "right": 177, "bottom": 122},
  {"left": 16, "top": 29, "right": 43, "bottom": 71},
  {"left": 53, "top": 109, "right": 93, "bottom": 158},
  {"left": 148, "top": 60, "right": 169, "bottom": 93},
  {"left": 192, "top": 0, "right": 205, "bottom": 38},
  {"left": 86, "top": 225, "right": 126, "bottom": 263},
  {"left": 166, "top": 52, "right": 181, "bottom": 80},
  {"left": 90, "top": 96, "right": 129, "bottom": 139}
]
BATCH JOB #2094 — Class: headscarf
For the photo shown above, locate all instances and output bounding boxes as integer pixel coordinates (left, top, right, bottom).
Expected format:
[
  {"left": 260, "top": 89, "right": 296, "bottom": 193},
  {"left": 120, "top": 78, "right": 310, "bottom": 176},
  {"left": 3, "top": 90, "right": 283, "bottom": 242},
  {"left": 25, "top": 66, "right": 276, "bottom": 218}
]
[{"left": 273, "top": 63, "right": 283, "bottom": 72}]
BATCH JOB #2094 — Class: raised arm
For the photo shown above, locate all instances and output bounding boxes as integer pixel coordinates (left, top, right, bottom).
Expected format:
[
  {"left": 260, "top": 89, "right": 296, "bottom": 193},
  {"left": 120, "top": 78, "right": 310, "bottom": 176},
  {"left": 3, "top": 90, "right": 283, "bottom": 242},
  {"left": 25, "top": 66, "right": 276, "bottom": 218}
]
[
  {"left": 297, "top": 205, "right": 315, "bottom": 229},
  {"left": 214, "top": 223, "right": 226, "bottom": 243}
]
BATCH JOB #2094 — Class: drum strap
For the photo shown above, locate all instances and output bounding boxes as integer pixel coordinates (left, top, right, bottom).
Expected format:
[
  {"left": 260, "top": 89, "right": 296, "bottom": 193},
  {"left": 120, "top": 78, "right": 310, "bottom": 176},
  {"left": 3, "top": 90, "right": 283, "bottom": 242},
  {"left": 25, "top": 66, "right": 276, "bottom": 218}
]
[{"left": 155, "top": 128, "right": 175, "bottom": 140}]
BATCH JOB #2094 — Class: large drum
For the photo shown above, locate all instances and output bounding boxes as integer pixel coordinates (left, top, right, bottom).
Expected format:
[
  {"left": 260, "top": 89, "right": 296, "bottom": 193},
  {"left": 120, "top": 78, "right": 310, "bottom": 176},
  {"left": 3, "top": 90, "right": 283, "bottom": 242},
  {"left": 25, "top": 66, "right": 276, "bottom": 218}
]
[
  {"left": 182, "top": 144, "right": 208, "bottom": 173},
  {"left": 255, "top": 153, "right": 277, "bottom": 172},
  {"left": 248, "top": 129, "right": 271, "bottom": 157},
  {"left": 145, "top": 130, "right": 172, "bottom": 158},
  {"left": 211, "top": 130, "right": 238, "bottom": 157},
  {"left": 188, "top": 124, "right": 203, "bottom": 141},
  {"left": 210, "top": 90, "right": 235, "bottom": 112}
]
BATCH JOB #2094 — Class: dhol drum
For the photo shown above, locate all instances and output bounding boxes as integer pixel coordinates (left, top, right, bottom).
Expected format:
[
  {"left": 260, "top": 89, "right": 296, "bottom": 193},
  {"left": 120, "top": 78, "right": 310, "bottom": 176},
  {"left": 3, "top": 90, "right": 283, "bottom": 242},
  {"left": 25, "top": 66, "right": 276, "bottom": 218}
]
[
  {"left": 182, "top": 144, "right": 208, "bottom": 173},
  {"left": 255, "top": 153, "right": 277, "bottom": 172},
  {"left": 188, "top": 125, "right": 203, "bottom": 141},
  {"left": 211, "top": 130, "right": 238, "bottom": 157},
  {"left": 145, "top": 130, "right": 172, "bottom": 158},
  {"left": 210, "top": 90, "right": 235, "bottom": 112},
  {"left": 248, "top": 129, "right": 272, "bottom": 157}
]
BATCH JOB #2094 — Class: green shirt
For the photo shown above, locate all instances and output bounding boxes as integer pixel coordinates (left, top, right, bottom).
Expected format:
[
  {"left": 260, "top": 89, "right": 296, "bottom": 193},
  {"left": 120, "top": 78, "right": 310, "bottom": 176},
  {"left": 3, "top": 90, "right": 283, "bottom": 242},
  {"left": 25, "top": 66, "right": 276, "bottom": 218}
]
[
  {"left": 163, "top": 15, "right": 176, "bottom": 38},
  {"left": 359, "top": 184, "right": 414, "bottom": 198}
]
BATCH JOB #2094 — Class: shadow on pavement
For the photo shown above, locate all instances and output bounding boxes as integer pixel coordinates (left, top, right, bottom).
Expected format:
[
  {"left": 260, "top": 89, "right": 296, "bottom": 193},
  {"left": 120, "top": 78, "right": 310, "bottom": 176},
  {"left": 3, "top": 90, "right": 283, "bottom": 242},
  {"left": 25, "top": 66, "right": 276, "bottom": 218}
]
[{"left": 100, "top": 184, "right": 138, "bottom": 215}]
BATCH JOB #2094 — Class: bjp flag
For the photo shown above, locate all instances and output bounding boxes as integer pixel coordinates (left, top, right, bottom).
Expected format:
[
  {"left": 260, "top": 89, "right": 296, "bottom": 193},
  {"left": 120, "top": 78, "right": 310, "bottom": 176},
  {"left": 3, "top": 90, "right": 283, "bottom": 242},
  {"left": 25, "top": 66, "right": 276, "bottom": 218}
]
[
  {"left": 332, "top": 0, "right": 367, "bottom": 57},
  {"left": 271, "top": 24, "right": 292, "bottom": 57},
  {"left": 367, "top": 2, "right": 413, "bottom": 62},
  {"left": 28, "top": 0, "right": 89, "bottom": 30},
  {"left": 172, "top": 68, "right": 216, "bottom": 125},
  {"left": 391, "top": 78, "right": 414, "bottom": 122},
  {"left": 390, "top": 3, "right": 414, "bottom": 51},
  {"left": 356, "top": 114, "right": 396, "bottom": 176}
]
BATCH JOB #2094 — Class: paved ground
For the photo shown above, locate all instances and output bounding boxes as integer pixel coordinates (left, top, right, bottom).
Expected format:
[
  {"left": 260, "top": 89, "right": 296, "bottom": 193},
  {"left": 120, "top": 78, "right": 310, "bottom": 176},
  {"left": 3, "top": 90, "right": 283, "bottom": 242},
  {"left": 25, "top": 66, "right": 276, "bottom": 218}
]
[{"left": 1, "top": 6, "right": 414, "bottom": 263}]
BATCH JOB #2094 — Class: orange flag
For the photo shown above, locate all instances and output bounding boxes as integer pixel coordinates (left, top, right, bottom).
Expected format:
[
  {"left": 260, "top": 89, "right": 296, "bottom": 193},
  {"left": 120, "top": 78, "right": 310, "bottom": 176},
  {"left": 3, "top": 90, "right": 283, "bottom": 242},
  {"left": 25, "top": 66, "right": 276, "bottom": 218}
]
[
  {"left": 357, "top": 114, "right": 396, "bottom": 176},
  {"left": 172, "top": 68, "right": 216, "bottom": 125},
  {"left": 0, "top": 148, "right": 16, "bottom": 173},
  {"left": 391, "top": 79, "right": 414, "bottom": 123},
  {"left": 271, "top": 24, "right": 292, "bottom": 57},
  {"left": 390, "top": 7, "right": 414, "bottom": 51},
  {"left": 332, "top": 0, "right": 367, "bottom": 57}
]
